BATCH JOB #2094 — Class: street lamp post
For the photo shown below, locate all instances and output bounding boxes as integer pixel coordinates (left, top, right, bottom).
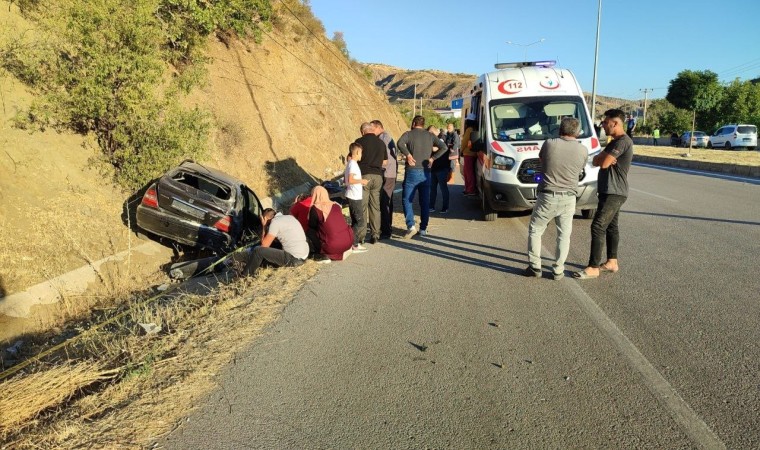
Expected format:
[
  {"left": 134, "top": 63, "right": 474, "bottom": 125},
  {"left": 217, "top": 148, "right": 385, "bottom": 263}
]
[
  {"left": 590, "top": 0, "right": 602, "bottom": 124},
  {"left": 505, "top": 38, "right": 546, "bottom": 61}
]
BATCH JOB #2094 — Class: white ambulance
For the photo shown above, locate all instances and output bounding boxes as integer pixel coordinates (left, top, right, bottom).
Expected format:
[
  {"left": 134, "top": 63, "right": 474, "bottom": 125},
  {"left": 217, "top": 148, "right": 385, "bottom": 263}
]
[{"left": 461, "top": 61, "right": 601, "bottom": 221}]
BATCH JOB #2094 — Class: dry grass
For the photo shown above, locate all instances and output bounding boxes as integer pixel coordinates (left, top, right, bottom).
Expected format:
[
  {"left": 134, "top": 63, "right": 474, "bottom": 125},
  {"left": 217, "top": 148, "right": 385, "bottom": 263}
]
[
  {"left": 0, "top": 262, "right": 320, "bottom": 449},
  {"left": 636, "top": 144, "right": 760, "bottom": 166},
  {"left": 0, "top": 362, "right": 117, "bottom": 433}
]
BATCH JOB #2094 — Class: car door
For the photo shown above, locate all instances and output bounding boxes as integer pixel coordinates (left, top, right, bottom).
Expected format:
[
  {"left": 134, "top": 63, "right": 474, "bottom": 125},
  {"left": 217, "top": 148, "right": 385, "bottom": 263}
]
[
  {"left": 711, "top": 127, "right": 725, "bottom": 147},
  {"left": 241, "top": 185, "right": 264, "bottom": 241}
]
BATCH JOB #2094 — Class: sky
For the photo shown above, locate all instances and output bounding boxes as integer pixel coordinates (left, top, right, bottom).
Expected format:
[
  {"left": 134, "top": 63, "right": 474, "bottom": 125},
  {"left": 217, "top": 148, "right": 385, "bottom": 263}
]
[{"left": 309, "top": 0, "right": 760, "bottom": 100}]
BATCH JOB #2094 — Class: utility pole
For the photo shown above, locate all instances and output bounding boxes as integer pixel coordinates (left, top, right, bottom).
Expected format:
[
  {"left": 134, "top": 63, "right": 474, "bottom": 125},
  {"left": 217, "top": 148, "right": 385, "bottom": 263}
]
[
  {"left": 413, "top": 83, "right": 417, "bottom": 117},
  {"left": 640, "top": 88, "right": 652, "bottom": 124},
  {"left": 590, "top": 0, "right": 602, "bottom": 123}
]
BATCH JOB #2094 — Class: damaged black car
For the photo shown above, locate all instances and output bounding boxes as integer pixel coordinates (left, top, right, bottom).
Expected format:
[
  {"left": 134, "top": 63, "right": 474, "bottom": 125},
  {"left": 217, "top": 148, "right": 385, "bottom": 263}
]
[{"left": 136, "top": 161, "right": 264, "bottom": 254}]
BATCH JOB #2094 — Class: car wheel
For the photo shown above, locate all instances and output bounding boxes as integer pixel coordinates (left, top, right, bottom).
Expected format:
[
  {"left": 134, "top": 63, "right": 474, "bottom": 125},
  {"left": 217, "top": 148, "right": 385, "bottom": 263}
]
[
  {"left": 481, "top": 184, "right": 497, "bottom": 222},
  {"left": 707, "top": 142, "right": 712, "bottom": 149},
  {"left": 582, "top": 209, "right": 596, "bottom": 219},
  {"left": 749, "top": 146, "right": 756, "bottom": 150},
  {"left": 725, "top": 142, "right": 732, "bottom": 150}
]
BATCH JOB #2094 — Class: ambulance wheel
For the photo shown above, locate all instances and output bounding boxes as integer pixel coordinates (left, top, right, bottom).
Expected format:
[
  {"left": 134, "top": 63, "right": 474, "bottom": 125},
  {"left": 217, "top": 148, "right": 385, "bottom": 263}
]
[
  {"left": 582, "top": 209, "right": 596, "bottom": 219},
  {"left": 482, "top": 192, "right": 497, "bottom": 221}
]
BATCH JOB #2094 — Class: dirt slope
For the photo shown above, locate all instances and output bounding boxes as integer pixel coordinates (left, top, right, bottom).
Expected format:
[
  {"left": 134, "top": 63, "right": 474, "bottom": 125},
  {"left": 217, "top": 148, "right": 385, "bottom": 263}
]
[
  {"left": 195, "top": 30, "right": 405, "bottom": 198},
  {"left": 363, "top": 62, "right": 638, "bottom": 114}
]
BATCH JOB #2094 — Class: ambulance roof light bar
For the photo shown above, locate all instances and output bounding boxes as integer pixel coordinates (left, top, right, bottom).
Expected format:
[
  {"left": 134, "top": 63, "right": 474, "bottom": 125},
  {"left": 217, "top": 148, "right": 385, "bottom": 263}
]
[{"left": 494, "top": 60, "right": 556, "bottom": 69}]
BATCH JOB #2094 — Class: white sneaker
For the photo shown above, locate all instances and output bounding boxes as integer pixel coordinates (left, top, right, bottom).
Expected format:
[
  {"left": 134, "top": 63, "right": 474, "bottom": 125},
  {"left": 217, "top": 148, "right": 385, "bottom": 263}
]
[
  {"left": 403, "top": 226, "right": 417, "bottom": 239},
  {"left": 419, "top": 229, "right": 428, "bottom": 236},
  {"left": 352, "top": 244, "right": 368, "bottom": 253}
]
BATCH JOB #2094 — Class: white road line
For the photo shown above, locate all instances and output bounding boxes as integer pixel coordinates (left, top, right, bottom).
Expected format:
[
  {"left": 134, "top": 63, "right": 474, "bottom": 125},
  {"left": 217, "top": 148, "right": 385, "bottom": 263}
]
[
  {"left": 562, "top": 282, "right": 725, "bottom": 449},
  {"left": 513, "top": 219, "right": 726, "bottom": 449},
  {"left": 629, "top": 187, "right": 678, "bottom": 202},
  {"left": 634, "top": 162, "right": 760, "bottom": 184}
]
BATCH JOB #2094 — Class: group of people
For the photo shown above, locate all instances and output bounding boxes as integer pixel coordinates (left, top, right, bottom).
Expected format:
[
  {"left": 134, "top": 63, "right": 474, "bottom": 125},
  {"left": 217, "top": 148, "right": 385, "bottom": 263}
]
[
  {"left": 242, "top": 110, "right": 633, "bottom": 282},
  {"left": 240, "top": 116, "right": 471, "bottom": 276},
  {"left": 525, "top": 109, "right": 633, "bottom": 280}
]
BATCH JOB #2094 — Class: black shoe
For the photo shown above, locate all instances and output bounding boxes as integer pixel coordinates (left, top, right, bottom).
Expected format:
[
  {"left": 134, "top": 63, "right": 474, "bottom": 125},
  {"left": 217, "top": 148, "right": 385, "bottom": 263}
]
[
  {"left": 369, "top": 236, "right": 378, "bottom": 244},
  {"left": 523, "top": 266, "right": 541, "bottom": 278},
  {"left": 379, "top": 234, "right": 391, "bottom": 240}
]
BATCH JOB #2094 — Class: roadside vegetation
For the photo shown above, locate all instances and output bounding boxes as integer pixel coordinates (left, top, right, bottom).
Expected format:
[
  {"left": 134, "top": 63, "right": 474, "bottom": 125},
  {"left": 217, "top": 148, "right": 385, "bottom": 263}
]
[
  {"left": 0, "top": 264, "right": 319, "bottom": 448},
  {"left": 1, "top": 0, "right": 273, "bottom": 189}
]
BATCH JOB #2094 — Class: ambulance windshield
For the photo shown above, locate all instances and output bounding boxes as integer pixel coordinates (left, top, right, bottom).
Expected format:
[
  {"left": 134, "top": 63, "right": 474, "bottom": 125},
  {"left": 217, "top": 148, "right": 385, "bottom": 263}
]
[{"left": 490, "top": 96, "right": 592, "bottom": 142}]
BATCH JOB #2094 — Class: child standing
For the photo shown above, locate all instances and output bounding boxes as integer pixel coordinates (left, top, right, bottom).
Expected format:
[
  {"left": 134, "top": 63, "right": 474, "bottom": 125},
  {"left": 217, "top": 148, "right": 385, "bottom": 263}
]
[{"left": 345, "top": 143, "right": 369, "bottom": 252}]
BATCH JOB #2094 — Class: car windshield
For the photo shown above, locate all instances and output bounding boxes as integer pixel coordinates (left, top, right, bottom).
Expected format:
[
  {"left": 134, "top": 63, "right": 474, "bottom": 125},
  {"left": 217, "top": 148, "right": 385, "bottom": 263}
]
[
  {"left": 489, "top": 96, "right": 592, "bottom": 142},
  {"left": 738, "top": 125, "right": 757, "bottom": 134},
  {"left": 694, "top": 132, "right": 705, "bottom": 137}
]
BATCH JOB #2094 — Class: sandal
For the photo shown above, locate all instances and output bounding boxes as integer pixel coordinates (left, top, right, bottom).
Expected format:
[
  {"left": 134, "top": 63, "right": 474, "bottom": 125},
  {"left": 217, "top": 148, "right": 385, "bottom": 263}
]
[{"left": 573, "top": 269, "right": 599, "bottom": 279}]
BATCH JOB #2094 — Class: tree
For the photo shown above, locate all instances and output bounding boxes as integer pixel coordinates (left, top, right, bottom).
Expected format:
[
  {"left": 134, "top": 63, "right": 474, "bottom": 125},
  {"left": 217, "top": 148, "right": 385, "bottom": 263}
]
[
  {"left": 331, "top": 31, "right": 349, "bottom": 59},
  {"left": 666, "top": 70, "right": 722, "bottom": 131}
]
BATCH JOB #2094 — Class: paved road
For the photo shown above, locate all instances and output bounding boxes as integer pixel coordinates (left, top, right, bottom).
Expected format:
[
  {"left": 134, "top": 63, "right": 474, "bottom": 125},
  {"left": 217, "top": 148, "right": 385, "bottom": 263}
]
[{"left": 165, "top": 165, "right": 759, "bottom": 449}]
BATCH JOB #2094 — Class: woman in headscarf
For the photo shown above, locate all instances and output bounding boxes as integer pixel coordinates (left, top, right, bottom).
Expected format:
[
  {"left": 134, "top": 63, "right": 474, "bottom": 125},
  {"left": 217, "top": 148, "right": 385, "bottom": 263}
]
[{"left": 308, "top": 185, "right": 353, "bottom": 261}]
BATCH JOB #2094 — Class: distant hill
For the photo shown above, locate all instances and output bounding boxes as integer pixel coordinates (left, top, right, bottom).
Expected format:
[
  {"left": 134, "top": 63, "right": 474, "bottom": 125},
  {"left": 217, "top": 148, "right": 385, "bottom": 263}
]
[{"left": 361, "top": 63, "right": 640, "bottom": 117}]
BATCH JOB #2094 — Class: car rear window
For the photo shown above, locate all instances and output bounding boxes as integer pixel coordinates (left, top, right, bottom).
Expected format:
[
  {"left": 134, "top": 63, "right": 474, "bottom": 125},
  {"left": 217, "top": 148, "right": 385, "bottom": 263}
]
[
  {"left": 737, "top": 125, "right": 757, "bottom": 134},
  {"left": 694, "top": 132, "right": 705, "bottom": 137},
  {"left": 172, "top": 171, "right": 232, "bottom": 200}
]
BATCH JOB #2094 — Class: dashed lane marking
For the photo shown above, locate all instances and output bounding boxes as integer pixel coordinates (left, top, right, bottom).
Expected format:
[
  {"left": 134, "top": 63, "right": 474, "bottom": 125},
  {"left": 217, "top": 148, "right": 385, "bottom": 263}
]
[{"left": 629, "top": 187, "right": 678, "bottom": 202}]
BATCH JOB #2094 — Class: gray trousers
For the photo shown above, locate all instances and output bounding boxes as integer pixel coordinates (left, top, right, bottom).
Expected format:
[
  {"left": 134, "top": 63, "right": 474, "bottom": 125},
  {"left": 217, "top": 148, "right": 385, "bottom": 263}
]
[
  {"left": 527, "top": 191, "right": 576, "bottom": 275},
  {"left": 361, "top": 174, "right": 383, "bottom": 241}
]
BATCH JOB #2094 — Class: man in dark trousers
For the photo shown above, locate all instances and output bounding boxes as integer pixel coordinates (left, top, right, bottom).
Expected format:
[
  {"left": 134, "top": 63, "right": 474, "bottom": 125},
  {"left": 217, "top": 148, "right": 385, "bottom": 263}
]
[
  {"left": 396, "top": 115, "right": 448, "bottom": 239},
  {"left": 524, "top": 117, "right": 587, "bottom": 280},
  {"left": 371, "top": 119, "right": 396, "bottom": 240},
  {"left": 355, "top": 122, "right": 387, "bottom": 244},
  {"left": 574, "top": 108, "right": 634, "bottom": 279}
]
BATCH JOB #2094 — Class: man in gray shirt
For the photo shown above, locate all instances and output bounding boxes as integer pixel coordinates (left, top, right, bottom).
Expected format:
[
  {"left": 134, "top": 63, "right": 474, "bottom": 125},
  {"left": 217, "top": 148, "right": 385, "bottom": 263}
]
[
  {"left": 574, "top": 108, "right": 634, "bottom": 279},
  {"left": 396, "top": 115, "right": 448, "bottom": 239},
  {"left": 242, "top": 209, "right": 309, "bottom": 277},
  {"left": 525, "top": 117, "right": 588, "bottom": 280}
]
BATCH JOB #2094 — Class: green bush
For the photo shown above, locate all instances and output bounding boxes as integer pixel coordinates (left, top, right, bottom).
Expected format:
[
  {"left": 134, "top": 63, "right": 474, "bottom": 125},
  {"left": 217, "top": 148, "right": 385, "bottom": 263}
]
[{"left": 2, "top": 0, "right": 272, "bottom": 189}]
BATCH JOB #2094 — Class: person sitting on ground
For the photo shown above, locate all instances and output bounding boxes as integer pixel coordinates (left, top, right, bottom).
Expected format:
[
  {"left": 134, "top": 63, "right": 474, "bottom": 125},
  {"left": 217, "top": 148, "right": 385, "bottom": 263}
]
[
  {"left": 308, "top": 185, "right": 354, "bottom": 262},
  {"left": 344, "top": 143, "right": 369, "bottom": 253},
  {"left": 241, "top": 208, "right": 309, "bottom": 277},
  {"left": 289, "top": 192, "right": 320, "bottom": 256}
]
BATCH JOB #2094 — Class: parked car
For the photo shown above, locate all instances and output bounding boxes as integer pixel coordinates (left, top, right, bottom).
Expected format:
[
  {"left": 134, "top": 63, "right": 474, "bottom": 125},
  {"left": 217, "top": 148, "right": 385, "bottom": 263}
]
[
  {"left": 708, "top": 124, "right": 757, "bottom": 150},
  {"left": 680, "top": 131, "right": 709, "bottom": 148},
  {"left": 136, "top": 160, "right": 264, "bottom": 253}
]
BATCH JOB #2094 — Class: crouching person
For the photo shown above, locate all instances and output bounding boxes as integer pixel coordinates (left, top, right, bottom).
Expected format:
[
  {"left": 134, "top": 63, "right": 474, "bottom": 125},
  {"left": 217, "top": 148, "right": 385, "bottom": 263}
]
[{"left": 241, "top": 208, "right": 310, "bottom": 277}]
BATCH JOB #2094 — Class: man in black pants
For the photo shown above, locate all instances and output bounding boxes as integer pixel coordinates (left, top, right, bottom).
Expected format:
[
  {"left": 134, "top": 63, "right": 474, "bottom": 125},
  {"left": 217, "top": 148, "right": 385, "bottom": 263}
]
[
  {"left": 242, "top": 208, "right": 310, "bottom": 276},
  {"left": 574, "top": 109, "right": 634, "bottom": 279},
  {"left": 355, "top": 122, "right": 387, "bottom": 244}
]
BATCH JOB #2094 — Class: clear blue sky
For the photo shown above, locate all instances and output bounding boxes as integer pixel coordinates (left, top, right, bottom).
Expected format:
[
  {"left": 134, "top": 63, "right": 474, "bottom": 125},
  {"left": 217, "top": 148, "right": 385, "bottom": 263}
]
[{"left": 310, "top": 0, "right": 760, "bottom": 100}]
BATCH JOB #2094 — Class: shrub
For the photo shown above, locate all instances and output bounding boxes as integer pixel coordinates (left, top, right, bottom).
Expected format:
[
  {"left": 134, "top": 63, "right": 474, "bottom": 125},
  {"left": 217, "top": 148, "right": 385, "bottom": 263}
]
[{"left": 2, "top": 0, "right": 272, "bottom": 189}]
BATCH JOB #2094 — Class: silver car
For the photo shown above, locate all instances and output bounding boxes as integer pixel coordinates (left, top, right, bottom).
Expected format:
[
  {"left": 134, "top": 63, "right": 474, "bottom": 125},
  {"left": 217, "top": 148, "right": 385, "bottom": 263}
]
[{"left": 680, "top": 131, "right": 709, "bottom": 148}]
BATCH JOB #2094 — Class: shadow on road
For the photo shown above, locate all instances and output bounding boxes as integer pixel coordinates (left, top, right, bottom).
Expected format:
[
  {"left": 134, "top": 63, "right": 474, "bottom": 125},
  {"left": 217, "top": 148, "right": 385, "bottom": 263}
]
[
  {"left": 384, "top": 237, "right": 525, "bottom": 275},
  {"left": 623, "top": 210, "right": 760, "bottom": 227},
  {"left": 0, "top": 276, "right": 6, "bottom": 298}
]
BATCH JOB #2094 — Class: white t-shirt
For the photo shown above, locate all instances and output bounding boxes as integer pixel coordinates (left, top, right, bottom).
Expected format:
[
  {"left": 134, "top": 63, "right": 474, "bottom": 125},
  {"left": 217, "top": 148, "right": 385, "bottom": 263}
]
[{"left": 344, "top": 159, "right": 363, "bottom": 201}]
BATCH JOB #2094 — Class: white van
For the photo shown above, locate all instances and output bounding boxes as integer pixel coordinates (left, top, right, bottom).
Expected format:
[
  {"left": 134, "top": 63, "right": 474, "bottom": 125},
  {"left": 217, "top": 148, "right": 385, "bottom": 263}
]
[
  {"left": 461, "top": 61, "right": 601, "bottom": 221},
  {"left": 708, "top": 124, "right": 757, "bottom": 150}
]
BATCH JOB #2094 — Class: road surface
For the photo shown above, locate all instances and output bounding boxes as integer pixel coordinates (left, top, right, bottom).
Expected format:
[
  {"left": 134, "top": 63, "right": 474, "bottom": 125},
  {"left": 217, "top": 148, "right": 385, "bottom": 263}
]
[{"left": 165, "top": 164, "right": 759, "bottom": 449}]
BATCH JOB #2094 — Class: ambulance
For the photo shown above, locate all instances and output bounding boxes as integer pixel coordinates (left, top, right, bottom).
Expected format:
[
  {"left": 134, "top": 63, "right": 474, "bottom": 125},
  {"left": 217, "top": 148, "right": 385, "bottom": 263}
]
[{"left": 461, "top": 60, "right": 601, "bottom": 221}]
